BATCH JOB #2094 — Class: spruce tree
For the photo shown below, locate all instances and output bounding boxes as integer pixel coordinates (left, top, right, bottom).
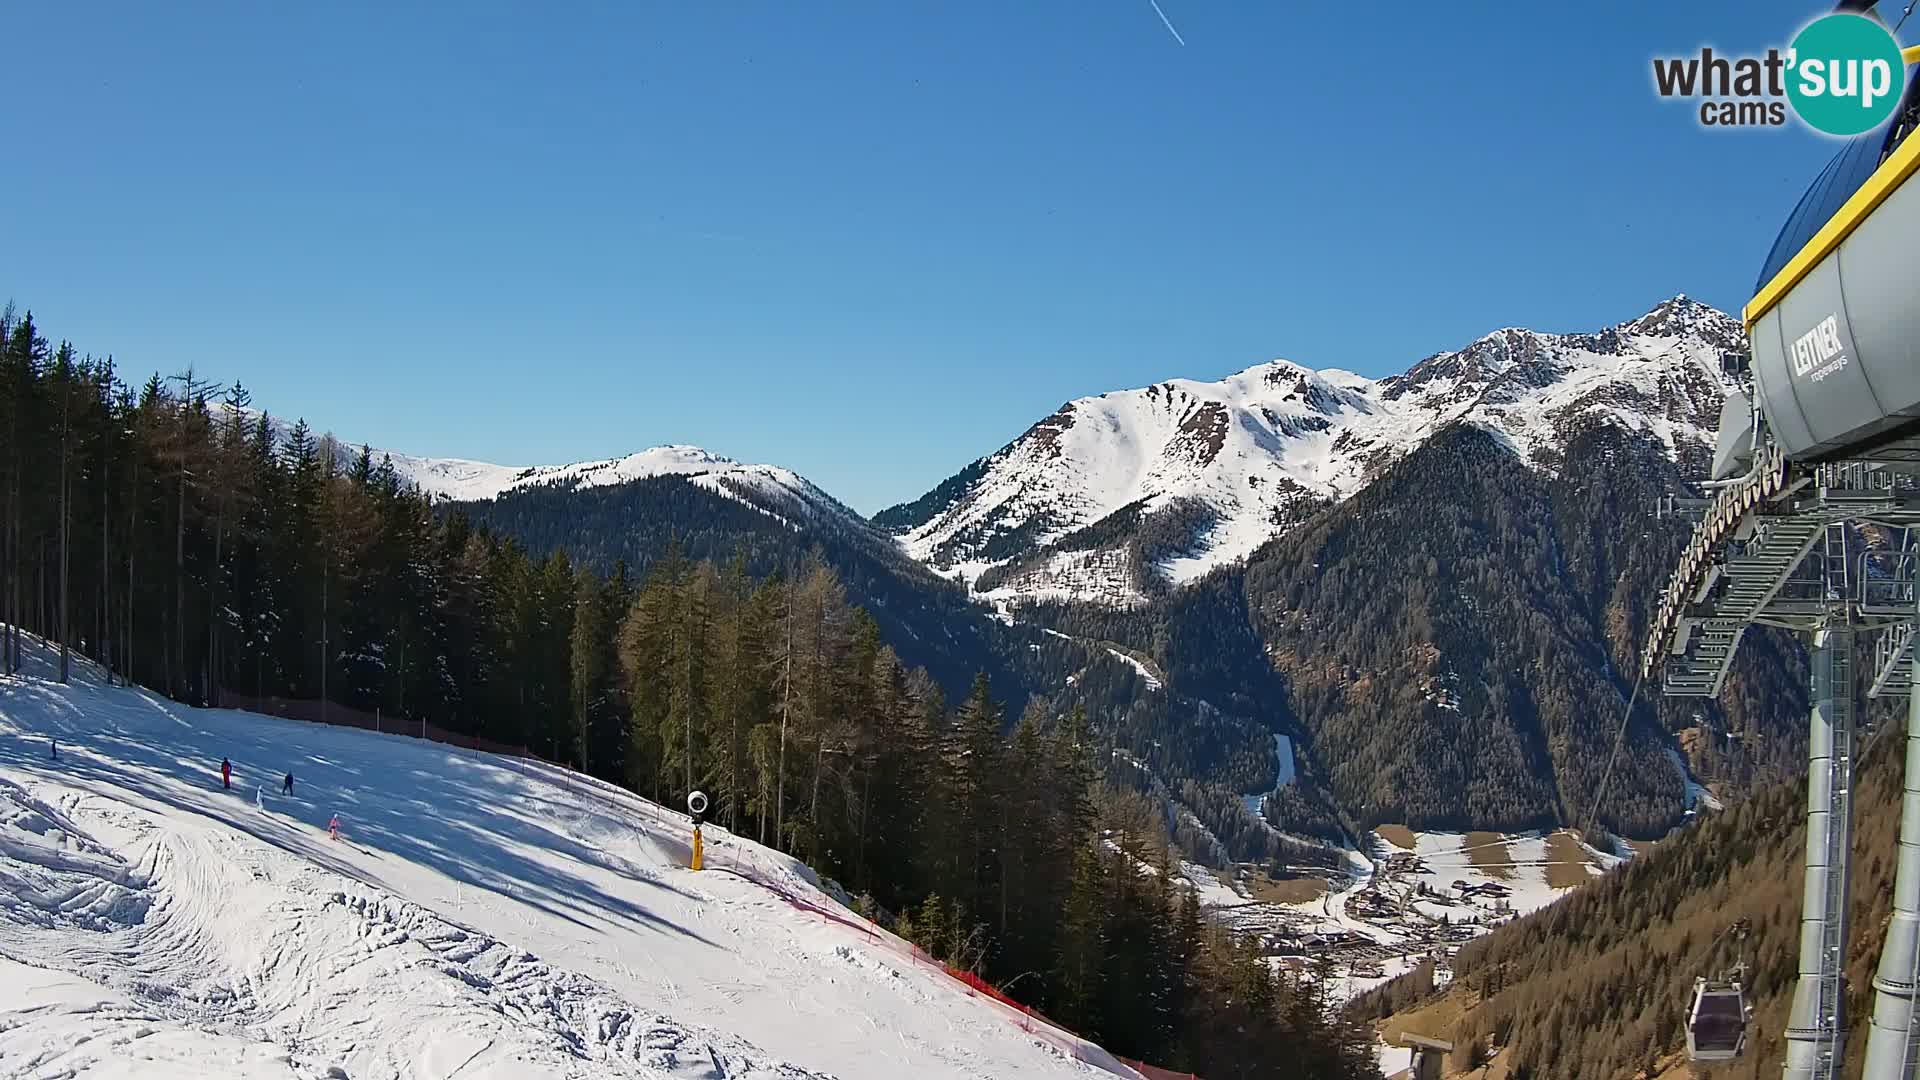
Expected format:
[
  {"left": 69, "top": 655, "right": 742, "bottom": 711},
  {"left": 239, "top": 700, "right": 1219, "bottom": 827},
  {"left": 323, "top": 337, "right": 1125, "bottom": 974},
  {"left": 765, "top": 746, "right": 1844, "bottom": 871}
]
[
  {"left": 1053, "top": 846, "right": 1109, "bottom": 1034},
  {"left": 570, "top": 565, "right": 609, "bottom": 773}
]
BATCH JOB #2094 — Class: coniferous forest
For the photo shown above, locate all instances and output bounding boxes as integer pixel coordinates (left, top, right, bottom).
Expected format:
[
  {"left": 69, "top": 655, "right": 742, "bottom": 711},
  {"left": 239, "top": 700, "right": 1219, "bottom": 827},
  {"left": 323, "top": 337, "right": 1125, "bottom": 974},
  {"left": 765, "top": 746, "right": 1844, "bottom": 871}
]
[{"left": 0, "top": 308, "right": 1379, "bottom": 1078}]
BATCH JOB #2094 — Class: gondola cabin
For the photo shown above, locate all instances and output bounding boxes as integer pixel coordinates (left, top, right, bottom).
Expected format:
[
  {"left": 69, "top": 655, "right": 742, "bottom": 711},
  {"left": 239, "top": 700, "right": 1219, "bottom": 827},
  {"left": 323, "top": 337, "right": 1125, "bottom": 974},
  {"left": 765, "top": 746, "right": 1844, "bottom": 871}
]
[{"left": 1687, "top": 976, "right": 1749, "bottom": 1062}]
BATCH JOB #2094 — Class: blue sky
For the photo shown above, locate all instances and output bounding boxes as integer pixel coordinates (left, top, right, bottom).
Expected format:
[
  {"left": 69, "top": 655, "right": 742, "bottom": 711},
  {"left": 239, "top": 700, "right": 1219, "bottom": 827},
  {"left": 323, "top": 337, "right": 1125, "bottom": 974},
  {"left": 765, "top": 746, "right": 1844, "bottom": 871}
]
[{"left": 1, "top": 2, "right": 1865, "bottom": 512}]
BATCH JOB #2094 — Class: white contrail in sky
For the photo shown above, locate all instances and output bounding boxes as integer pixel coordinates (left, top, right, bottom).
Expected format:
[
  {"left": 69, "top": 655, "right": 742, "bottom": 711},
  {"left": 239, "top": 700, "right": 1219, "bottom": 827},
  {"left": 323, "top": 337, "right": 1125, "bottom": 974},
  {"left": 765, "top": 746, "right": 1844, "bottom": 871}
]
[{"left": 1148, "top": 0, "right": 1186, "bottom": 45}]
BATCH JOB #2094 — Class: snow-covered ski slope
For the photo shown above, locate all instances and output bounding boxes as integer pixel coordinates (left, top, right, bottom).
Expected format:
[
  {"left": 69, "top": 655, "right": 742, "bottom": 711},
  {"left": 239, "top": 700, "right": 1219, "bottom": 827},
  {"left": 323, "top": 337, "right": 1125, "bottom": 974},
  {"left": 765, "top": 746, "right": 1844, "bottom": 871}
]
[{"left": 0, "top": 642, "right": 1135, "bottom": 1080}]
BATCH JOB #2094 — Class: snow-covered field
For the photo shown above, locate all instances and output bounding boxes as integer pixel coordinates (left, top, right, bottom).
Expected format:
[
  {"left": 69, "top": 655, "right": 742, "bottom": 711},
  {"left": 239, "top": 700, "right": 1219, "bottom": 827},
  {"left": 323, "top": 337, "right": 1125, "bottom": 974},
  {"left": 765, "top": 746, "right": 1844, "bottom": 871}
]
[
  {"left": 0, "top": 641, "right": 1136, "bottom": 1080},
  {"left": 1391, "top": 831, "right": 1597, "bottom": 917},
  {"left": 1175, "top": 862, "right": 1244, "bottom": 910}
]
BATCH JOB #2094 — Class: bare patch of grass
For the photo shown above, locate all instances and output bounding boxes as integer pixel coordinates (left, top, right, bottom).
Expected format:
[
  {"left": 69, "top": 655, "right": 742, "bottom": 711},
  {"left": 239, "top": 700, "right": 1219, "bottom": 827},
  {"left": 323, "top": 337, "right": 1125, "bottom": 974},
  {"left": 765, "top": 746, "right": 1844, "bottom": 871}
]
[
  {"left": 1248, "top": 870, "right": 1326, "bottom": 905},
  {"left": 1378, "top": 991, "right": 1467, "bottom": 1049},
  {"left": 1544, "top": 831, "right": 1597, "bottom": 890},
  {"left": 1464, "top": 832, "right": 1515, "bottom": 881},
  {"left": 1377, "top": 824, "right": 1417, "bottom": 851}
]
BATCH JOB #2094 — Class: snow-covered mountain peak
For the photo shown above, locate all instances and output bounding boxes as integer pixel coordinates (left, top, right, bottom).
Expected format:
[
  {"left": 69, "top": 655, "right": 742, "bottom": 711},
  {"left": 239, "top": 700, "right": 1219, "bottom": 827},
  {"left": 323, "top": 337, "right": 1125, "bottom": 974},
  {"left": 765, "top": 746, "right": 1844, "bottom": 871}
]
[
  {"left": 620, "top": 443, "right": 739, "bottom": 469},
  {"left": 339, "top": 441, "right": 865, "bottom": 537},
  {"left": 885, "top": 296, "right": 1745, "bottom": 606},
  {"left": 1201, "top": 359, "right": 1372, "bottom": 418},
  {"left": 379, "top": 442, "right": 821, "bottom": 507},
  {"left": 225, "top": 401, "right": 880, "bottom": 543},
  {"left": 1624, "top": 293, "right": 1726, "bottom": 336}
]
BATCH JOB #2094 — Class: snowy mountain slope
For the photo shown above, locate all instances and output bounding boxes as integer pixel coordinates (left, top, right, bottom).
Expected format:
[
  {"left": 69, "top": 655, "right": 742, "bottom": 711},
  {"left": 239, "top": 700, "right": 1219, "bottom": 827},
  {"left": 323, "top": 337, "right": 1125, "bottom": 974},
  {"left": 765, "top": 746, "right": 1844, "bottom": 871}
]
[
  {"left": 384, "top": 444, "right": 821, "bottom": 511},
  {"left": 0, "top": 641, "right": 1136, "bottom": 1080},
  {"left": 882, "top": 296, "right": 1744, "bottom": 605},
  {"left": 221, "top": 396, "right": 867, "bottom": 536},
  {"left": 378, "top": 443, "right": 869, "bottom": 534}
]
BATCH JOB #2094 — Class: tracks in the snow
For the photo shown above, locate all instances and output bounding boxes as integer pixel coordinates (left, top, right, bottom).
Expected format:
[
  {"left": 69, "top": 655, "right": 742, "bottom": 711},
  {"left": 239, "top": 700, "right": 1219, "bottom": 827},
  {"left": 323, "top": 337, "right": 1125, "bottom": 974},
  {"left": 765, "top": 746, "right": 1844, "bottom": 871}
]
[{"left": 1, "top": 768, "right": 836, "bottom": 1079}]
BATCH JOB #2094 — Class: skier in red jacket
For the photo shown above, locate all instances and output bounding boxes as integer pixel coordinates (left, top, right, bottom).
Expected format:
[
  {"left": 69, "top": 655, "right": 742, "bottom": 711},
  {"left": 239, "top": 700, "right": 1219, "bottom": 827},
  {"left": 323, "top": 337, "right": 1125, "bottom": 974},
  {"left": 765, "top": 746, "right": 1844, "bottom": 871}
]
[{"left": 221, "top": 758, "right": 232, "bottom": 790}]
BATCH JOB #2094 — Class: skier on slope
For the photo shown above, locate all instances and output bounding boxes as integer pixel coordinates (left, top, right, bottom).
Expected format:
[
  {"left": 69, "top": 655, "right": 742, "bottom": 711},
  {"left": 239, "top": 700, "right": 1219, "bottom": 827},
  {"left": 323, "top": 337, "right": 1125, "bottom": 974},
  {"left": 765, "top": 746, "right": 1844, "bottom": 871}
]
[
  {"left": 282, "top": 771, "right": 294, "bottom": 796},
  {"left": 221, "top": 757, "right": 232, "bottom": 790}
]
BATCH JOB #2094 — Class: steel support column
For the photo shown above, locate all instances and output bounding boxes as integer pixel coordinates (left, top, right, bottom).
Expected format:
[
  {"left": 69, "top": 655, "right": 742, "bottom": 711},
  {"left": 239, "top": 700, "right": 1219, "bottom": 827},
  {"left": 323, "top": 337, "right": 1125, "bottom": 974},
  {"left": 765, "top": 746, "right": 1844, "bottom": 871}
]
[
  {"left": 1786, "top": 627, "right": 1858, "bottom": 1080},
  {"left": 1863, "top": 642, "right": 1920, "bottom": 1080}
]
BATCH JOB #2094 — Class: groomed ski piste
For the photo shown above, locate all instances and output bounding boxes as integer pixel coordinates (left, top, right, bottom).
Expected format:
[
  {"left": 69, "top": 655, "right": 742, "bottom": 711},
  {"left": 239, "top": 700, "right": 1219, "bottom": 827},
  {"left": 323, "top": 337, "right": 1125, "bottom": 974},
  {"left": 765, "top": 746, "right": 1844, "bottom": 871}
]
[{"left": 0, "top": 639, "right": 1140, "bottom": 1080}]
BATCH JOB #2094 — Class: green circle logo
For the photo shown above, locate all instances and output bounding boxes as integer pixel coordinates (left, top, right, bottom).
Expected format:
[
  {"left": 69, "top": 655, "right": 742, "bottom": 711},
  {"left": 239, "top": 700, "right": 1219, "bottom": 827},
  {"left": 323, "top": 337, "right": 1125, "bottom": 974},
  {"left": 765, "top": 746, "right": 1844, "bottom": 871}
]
[{"left": 1787, "top": 13, "right": 1907, "bottom": 136}]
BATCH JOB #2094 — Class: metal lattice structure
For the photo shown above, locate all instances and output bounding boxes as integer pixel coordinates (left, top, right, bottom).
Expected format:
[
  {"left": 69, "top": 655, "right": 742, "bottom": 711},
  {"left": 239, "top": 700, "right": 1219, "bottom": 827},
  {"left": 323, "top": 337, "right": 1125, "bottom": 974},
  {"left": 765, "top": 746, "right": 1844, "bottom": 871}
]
[{"left": 1644, "top": 460, "right": 1920, "bottom": 699}]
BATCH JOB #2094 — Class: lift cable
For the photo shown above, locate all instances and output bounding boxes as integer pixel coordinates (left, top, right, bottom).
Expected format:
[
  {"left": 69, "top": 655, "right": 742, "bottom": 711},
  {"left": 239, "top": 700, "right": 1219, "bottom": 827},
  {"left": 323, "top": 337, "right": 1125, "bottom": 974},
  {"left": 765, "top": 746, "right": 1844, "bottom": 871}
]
[{"left": 1589, "top": 665, "right": 1648, "bottom": 844}]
